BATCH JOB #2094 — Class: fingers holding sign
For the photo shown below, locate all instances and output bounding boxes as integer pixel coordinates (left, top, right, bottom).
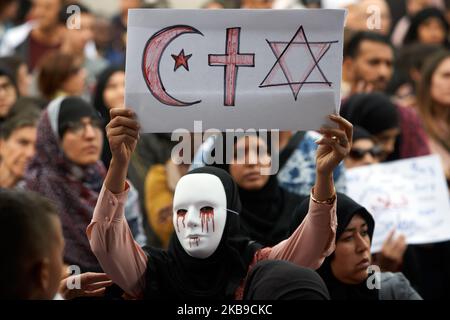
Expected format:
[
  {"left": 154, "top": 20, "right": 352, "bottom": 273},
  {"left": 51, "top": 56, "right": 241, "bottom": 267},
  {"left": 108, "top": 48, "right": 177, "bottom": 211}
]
[
  {"left": 315, "top": 114, "right": 353, "bottom": 177},
  {"left": 106, "top": 108, "right": 140, "bottom": 167}
]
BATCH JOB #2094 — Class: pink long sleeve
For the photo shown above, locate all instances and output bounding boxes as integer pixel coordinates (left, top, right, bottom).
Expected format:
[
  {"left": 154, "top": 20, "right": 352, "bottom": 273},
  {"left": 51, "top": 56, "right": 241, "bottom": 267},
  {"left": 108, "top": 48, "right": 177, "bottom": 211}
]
[
  {"left": 86, "top": 184, "right": 148, "bottom": 298},
  {"left": 267, "top": 196, "right": 337, "bottom": 270}
]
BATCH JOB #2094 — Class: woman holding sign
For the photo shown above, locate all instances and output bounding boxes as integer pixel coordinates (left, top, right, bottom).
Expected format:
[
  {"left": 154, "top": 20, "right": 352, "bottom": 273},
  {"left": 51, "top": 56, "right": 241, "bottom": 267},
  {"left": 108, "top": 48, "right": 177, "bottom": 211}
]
[{"left": 87, "top": 108, "right": 352, "bottom": 299}]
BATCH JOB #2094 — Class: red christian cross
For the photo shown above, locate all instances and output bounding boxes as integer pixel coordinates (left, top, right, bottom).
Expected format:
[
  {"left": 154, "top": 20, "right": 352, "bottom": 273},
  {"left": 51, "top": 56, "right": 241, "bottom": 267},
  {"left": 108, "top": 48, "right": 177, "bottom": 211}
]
[{"left": 208, "top": 27, "right": 255, "bottom": 106}]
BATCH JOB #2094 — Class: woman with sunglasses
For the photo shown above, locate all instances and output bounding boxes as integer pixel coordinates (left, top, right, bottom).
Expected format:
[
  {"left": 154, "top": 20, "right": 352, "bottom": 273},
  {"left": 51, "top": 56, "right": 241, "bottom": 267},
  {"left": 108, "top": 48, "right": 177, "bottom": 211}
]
[
  {"left": 344, "top": 126, "right": 384, "bottom": 169},
  {"left": 341, "top": 93, "right": 401, "bottom": 162}
]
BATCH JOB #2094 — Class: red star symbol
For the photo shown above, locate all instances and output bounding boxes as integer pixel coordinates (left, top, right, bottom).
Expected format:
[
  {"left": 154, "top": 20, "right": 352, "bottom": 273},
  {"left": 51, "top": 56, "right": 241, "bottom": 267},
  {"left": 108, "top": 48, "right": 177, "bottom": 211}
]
[{"left": 171, "top": 49, "right": 192, "bottom": 72}]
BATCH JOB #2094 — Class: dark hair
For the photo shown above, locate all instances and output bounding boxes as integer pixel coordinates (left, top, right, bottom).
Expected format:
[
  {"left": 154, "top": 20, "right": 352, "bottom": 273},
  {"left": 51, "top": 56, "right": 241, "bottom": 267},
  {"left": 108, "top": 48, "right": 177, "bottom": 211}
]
[
  {"left": 0, "top": 190, "right": 59, "bottom": 299},
  {"left": 404, "top": 7, "right": 449, "bottom": 46},
  {"left": 344, "top": 31, "right": 393, "bottom": 59},
  {"left": 0, "top": 66, "right": 19, "bottom": 96},
  {"left": 0, "top": 55, "right": 26, "bottom": 83},
  {"left": 10, "top": 96, "right": 48, "bottom": 113},
  {"left": 0, "top": 107, "right": 40, "bottom": 140},
  {"left": 37, "top": 52, "right": 81, "bottom": 100}
]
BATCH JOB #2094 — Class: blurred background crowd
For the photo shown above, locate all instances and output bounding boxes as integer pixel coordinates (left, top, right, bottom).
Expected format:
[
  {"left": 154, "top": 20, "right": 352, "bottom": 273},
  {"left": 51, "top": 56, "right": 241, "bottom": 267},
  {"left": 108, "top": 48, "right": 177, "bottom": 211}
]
[{"left": 1, "top": 0, "right": 450, "bottom": 300}]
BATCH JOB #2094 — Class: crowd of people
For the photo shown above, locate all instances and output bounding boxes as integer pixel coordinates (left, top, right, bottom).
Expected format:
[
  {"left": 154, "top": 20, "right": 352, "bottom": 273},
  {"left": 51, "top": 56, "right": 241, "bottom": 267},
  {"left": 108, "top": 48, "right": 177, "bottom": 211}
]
[{"left": 0, "top": 0, "right": 449, "bottom": 300}]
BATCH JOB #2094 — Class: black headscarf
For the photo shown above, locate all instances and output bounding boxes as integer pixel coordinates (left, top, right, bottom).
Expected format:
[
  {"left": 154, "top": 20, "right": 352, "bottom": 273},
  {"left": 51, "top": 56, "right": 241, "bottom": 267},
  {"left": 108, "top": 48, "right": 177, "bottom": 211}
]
[
  {"left": 93, "top": 66, "right": 125, "bottom": 168},
  {"left": 404, "top": 7, "right": 450, "bottom": 47},
  {"left": 58, "top": 97, "right": 102, "bottom": 138},
  {"left": 352, "top": 125, "right": 375, "bottom": 143},
  {"left": 243, "top": 260, "right": 330, "bottom": 300},
  {"left": 340, "top": 93, "right": 400, "bottom": 136},
  {"left": 209, "top": 133, "right": 307, "bottom": 247},
  {"left": 292, "top": 193, "right": 378, "bottom": 300},
  {"left": 143, "top": 166, "right": 260, "bottom": 300}
]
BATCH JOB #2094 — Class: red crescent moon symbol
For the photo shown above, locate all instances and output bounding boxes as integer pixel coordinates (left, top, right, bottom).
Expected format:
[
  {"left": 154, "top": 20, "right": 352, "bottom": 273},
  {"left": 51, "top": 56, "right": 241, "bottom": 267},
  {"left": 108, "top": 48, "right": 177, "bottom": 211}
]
[{"left": 142, "top": 25, "right": 203, "bottom": 106}]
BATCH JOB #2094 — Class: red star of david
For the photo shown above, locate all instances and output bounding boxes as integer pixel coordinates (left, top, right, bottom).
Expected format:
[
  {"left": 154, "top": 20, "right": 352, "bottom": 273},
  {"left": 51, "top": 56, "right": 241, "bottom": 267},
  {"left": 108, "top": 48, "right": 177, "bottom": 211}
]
[
  {"left": 259, "top": 26, "right": 338, "bottom": 100},
  {"left": 171, "top": 49, "right": 192, "bottom": 72}
]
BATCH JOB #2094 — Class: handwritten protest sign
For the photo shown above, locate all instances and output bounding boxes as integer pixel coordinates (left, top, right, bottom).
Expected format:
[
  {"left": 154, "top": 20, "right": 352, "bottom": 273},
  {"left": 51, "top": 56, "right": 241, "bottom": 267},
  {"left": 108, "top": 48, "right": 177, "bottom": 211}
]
[
  {"left": 125, "top": 9, "right": 346, "bottom": 132},
  {"left": 346, "top": 155, "right": 450, "bottom": 253}
]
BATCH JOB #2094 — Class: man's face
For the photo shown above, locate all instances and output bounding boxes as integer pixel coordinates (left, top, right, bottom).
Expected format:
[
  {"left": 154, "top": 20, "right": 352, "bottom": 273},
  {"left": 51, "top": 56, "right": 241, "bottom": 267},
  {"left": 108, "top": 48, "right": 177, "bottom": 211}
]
[
  {"left": 173, "top": 174, "right": 227, "bottom": 259},
  {"left": 66, "top": 13, "right": 95, "bottom": 53},
  {"left": 0, "top": 126, "right": 37, "bottom": 181},
  {"left": 345, "top": 40, "right": 394, "bottom": 92},
  {"left": 31, "top": 0, "right": 62, "bottom": 31}
]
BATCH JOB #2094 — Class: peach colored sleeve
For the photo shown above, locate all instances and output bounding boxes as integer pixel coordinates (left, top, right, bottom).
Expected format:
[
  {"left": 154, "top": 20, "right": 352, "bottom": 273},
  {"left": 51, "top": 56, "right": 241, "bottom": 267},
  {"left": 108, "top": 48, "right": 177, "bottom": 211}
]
[
  {"left": 267, "top": 196, "right": 337, "bottom": 270},
  {"left": 86, "top": 183, "right": 148, "bottom": 298}
]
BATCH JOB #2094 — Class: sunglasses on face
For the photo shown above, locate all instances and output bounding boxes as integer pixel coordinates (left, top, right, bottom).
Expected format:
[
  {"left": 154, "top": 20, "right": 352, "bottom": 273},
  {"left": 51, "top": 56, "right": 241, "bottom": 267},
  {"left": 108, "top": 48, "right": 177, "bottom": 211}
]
[{"left": 349, "top": 145, "right": 384, "bottom": 160}]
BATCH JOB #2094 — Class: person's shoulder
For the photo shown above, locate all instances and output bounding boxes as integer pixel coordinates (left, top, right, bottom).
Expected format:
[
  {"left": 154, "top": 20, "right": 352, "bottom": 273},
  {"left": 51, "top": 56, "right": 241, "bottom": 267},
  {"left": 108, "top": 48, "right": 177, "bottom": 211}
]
[
  {"left": 1, "top": 21, "right": 34, "bottom": 49},
  {"left": 380, "top": 272, "right": 412, "bottom": 286},
  {"left": 380, "top": 272, "right": 422, "bottom": 300}
]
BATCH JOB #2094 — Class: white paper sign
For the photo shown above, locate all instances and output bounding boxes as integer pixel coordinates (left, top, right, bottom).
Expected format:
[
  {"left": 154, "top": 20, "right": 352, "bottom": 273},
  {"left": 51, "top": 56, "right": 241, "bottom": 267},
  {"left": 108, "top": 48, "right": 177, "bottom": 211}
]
[
  {"left": 125, "top": 9, "right": 346, "bottom": 132},
  {"left": 346, "top": 155, "right": 450, "bottom": 253}
]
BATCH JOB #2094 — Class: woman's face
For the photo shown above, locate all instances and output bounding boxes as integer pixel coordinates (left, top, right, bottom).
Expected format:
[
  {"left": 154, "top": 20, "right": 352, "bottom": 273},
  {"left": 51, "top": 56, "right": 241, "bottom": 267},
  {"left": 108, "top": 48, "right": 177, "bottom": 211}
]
[
  {"left": 61, "top": 67, "right": 87, "bottom": 97},
  {"left": 331, "top": 214, "right": 372, "bottom": 285},
  {"left": 0, "top": 75, "right": 17, "bottom": 118},
  {"left": 103, "top": 72, "right": 125, "bottom": 110},
  {"left": 417, "top": 17, "right": 446, "bottom": 45},
  {"left": 345, "top": 138, "right": 381, "bottom": 169},
  {"left": 431, "top": 57, "right": 450, "bottom": 107},
  {"left": 61, "top": 117, "right": 103, "bottom": 166},
  {"left": 0, "top": 126, "right": 37, "bottom": 181},
  {"left": 229, "top": 136, "right": 271, "bottom": 191}
]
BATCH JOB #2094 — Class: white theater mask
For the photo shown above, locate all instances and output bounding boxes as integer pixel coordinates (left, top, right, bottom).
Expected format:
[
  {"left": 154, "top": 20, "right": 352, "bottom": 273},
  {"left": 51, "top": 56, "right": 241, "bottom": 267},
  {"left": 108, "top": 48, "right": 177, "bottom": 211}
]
[{"left": 173, "top": 173, "right": 227, "bottom": 259}]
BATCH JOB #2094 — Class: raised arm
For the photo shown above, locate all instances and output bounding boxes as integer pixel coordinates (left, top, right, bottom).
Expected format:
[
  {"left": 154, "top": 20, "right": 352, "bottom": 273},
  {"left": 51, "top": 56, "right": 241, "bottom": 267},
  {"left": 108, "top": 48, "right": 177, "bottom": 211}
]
[
  {"left": 87, "top": 108, "right": 147, "bottom": 298},
  {"left": 268, "top": 115, "right": 353, "bottom": 269}
]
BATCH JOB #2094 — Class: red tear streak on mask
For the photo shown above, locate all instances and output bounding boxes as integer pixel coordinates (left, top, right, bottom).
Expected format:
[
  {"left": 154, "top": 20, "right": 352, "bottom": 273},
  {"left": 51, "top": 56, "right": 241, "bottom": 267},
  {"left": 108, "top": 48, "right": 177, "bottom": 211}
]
[
  {"left": 200, "top": 208, "right": 215, "bottom": 233},
  {"left": 176, "top": 214, "right": 186, "bottom": 232},
  {"left": 189, "top": 237, "right": 200, "bottom": 248}
]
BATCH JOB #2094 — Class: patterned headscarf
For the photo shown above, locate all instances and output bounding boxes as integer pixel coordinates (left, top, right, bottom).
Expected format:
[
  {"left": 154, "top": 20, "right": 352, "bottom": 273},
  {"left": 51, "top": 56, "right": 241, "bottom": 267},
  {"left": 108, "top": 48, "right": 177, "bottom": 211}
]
[{"left": 24, "top": 97, "right": 105, "bottom": 272}]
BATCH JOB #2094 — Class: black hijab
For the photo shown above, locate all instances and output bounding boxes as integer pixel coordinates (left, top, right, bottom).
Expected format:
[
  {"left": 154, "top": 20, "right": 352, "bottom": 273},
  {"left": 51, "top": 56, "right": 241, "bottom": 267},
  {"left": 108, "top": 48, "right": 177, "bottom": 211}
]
[
  {"left": 209, "top": 133, "right": 307, "bottom": 247},
  {"left": 93, "top": 65, "right": 125, "bottom": 168},
  {"left": 143, "top": 166, "right": 260, "bottom": 300},
  {"left": 404, "top": 7, "right": 450, "bottom": 47},
  {"left": 340, "top": 93, "right": 400, "bottom": 136},
  {"left": 292, "top": 193, "right": 378, "bottom": 300},
  {"left": 352, "top": 125, "right": 375, "bottom": 143},
  {"left": 243, "top": 260, "right": 330, "bottom": 300}
]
